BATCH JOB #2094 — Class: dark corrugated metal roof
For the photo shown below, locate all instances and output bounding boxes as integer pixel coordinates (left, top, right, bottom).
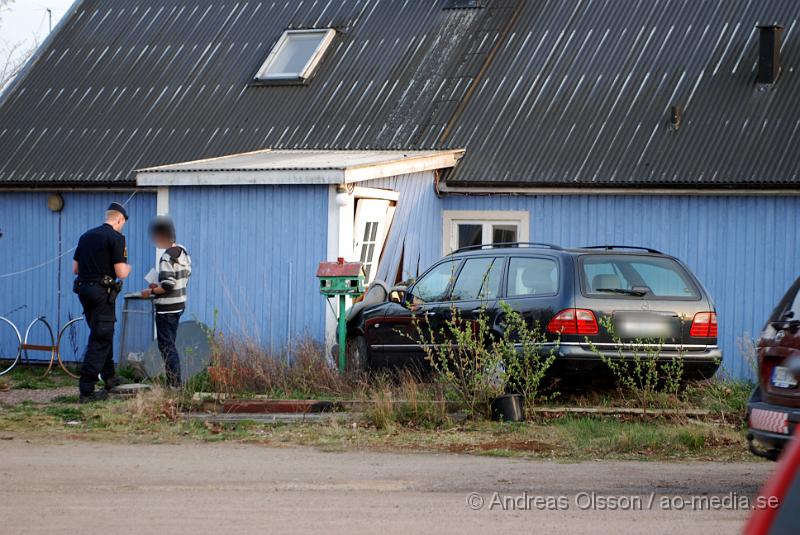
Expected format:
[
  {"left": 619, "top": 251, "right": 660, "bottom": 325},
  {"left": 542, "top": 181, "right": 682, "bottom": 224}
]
[
  {"left": 0, "top": 0, "right": 798, "bottom": 188},
  {"left": 0, "top": 0, "right": 480, "bottom": 185},
  {"left": 442, "top": 0, "right": 800, "bottom": 187}
]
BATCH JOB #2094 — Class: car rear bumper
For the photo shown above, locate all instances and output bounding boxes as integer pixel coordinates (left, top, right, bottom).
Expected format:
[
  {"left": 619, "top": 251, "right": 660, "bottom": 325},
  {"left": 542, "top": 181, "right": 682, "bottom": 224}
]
[
  {"left": 543, "top": 342, "right": 722, "bottom": 378},
  {"left": 747, "top": 390, "right": 800, "bottom": 460}
]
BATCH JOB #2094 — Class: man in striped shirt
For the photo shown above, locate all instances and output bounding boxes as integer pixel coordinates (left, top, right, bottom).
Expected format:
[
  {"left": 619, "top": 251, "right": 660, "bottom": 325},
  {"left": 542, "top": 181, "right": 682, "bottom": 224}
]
[{"left": 141, "top": 217, "right": 192, "bottom": 388}]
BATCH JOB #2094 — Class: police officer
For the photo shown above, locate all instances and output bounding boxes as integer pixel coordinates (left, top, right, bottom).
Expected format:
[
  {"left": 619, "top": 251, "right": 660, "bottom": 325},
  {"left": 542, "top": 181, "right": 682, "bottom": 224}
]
[{"left": 72, "top": 202, "right": 132, "bottom": 403}]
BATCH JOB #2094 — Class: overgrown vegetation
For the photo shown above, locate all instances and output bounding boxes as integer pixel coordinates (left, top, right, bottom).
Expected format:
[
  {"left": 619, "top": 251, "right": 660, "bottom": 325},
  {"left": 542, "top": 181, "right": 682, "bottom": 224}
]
[
  {"left": 585, "top": 317, "right": 686, "bottom": 410},
  {"left": 0, "top": 317, "right": 759, "bottom": 461},
  {"left": 363, "top": 371, "right": 449, "bottom": 430},
  {"left": 413, "top": 303, "right": 557, "bottom": 420},
  {"left": 414, "top": 306, "right": 506, "bottom": 419},
  {"left": 0, "top": 389, "right": 753, "bottom": 461},
  {"left": 495, "top": 302, "right": 559, "bottom": 414},
  {"left": 203, "top": 335, "right": 364, "bottom": 399}
]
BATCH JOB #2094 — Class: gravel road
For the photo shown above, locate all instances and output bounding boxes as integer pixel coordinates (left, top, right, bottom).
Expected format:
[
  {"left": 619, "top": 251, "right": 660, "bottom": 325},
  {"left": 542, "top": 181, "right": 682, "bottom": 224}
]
[{"left": 0, "top": 439, "right": 771, "bottom": 534}]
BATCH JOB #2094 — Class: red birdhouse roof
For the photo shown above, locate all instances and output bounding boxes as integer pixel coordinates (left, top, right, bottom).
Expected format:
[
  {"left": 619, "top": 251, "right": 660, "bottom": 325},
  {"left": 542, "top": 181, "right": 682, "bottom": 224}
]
[{"left": 317, "top": 259, "right": 363, "bottom": 278}]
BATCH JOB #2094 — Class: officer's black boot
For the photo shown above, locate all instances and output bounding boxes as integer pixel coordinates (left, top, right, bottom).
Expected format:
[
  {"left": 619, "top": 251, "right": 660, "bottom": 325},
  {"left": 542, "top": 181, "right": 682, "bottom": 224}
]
[
  {"left": 79, "top": 390, "right": 109, "bottom": 404},
  {"left": 103, "top": 376, "right": 125, "bottom": 392}
]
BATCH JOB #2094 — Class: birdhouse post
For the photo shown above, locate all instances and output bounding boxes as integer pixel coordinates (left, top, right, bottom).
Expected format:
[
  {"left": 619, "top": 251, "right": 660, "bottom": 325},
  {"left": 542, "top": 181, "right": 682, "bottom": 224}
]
[{"left": 317, "top": 258, "right": 365, "bottom": 373}]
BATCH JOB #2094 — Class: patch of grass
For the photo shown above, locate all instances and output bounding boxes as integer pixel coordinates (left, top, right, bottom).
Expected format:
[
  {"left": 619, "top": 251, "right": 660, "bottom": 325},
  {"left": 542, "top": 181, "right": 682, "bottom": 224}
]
[
  {"left": 51, "top": 394, "right": 80, "bottom": 404},
  {"left": 0, "top": 397, "right": 754, "bottom": 461},
  {"left": 362, "top": 372, "right": 450, "bottom": 430},
  {"left": 45, "top": 405, "right": 84, "bottom": 422},
  {"left": 684, "top": 378, "right": 754, "bottom": 427},
  {"left": 6, "top": 366, "right": 74, "bottom": 390}
]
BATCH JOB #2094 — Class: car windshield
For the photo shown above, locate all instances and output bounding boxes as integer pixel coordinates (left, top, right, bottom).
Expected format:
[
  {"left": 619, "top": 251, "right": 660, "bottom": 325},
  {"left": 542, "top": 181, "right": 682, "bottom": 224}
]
[{"left": 580, "top": 255, "right": 700, "bottom": 299}]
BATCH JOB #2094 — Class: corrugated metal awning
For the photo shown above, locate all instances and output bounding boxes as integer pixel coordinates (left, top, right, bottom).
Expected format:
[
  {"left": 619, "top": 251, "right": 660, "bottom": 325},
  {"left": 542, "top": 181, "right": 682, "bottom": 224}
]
[{"left": 136, "top": 149, "right": 463, "bottom": 186}]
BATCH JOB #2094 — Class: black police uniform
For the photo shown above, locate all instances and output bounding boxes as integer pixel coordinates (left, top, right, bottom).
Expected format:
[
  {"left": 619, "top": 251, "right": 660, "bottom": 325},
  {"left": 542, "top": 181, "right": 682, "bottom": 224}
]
[{"left": 73, "top": 215, "right": 127, "bottom": 396}]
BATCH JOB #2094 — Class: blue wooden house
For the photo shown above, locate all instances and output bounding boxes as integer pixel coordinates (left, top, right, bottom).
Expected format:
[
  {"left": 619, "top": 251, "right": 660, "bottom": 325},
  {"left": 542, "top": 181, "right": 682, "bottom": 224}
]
[{"left": 1, "top": 0, "right": 799, "bottom": 379}]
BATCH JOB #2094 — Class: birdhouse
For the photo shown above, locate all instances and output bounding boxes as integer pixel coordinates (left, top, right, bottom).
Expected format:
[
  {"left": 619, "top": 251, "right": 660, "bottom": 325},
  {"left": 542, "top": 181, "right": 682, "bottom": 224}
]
[{"left": 317, "top": 258, "right": 365, "bottom": 297}]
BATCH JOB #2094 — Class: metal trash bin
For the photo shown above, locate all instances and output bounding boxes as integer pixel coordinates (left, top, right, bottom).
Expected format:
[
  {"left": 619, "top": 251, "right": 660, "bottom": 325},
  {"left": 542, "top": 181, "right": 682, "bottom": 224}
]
[{"left": 119, "top": 294, "right": 154, "bottom": 368}]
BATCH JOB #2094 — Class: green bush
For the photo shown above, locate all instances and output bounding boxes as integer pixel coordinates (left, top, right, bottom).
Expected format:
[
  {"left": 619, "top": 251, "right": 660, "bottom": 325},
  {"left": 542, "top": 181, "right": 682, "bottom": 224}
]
[
  {"left": 586, "top": 317, "right": 685, "bottom": 410},
  {"left": 494, "top": 302, "right": 558, "bottom": 416},
  {"left": 415, "top": 305, "right": 506, "bottom": 419},
  {"left": 414, "top": 303, "right": 557, "bottom": 419}
]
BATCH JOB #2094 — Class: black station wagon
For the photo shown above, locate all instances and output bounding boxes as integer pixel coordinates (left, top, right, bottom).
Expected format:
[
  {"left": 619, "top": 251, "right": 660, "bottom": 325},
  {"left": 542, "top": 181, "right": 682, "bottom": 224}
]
[{"left": 346, "top": 243, "right": 721, "bottom": 380}]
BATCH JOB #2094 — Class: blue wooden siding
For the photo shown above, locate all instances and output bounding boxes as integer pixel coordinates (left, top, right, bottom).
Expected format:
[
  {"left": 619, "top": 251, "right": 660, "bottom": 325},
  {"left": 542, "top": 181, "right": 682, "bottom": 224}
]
[
  {"left": 369, "top": 173, "right": 443, "bottom": 284},
  {"left": 369, "top": 175, "right": 799, "bottom": 380},
  {"left": 0, "top": 191, "right": 155, "bottom": 361},
  {"left": 167, "top": 185, "right": 328, "bottom": 354}
]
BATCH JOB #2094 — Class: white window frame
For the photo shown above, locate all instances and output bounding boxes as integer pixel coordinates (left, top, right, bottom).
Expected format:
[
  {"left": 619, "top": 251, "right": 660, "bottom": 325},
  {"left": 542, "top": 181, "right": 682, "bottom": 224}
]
[
  {"left": 442, "top": 210, "right": 530, "bottom": 254},
  {"left": 255, "top": 29, "right": 336, "bottom": 82}
]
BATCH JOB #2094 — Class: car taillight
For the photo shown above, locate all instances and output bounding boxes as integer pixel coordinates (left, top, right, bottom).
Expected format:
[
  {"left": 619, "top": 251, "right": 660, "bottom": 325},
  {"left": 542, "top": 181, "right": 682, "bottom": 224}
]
[
  {"left": 690, "top": 312, "right": 718, "bottom": 337},
  {"left": 547, "top": 309, "right": 599, "bottom": 335}
]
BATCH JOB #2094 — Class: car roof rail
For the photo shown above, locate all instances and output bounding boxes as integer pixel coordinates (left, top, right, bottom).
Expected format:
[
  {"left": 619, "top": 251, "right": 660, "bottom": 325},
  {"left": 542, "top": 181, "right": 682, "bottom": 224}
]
[
  {"left": 450, "top": 242, "right": 563, "bottom": 255},
  {"left": 581, "top": 245, "right": 664, "bottom": 254}
]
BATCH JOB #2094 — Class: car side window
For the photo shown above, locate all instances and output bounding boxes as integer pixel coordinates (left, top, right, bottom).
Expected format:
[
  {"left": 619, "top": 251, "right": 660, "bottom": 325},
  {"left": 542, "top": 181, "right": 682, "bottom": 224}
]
[
  {"left": 450, "top": 257, "right": 504, "bottom": 301},
  {"left": 506, "top": 257, "right": 558, "bottom": 297},
  {"left": 411, "top": 260, "right": 460, "bottom": 304}
]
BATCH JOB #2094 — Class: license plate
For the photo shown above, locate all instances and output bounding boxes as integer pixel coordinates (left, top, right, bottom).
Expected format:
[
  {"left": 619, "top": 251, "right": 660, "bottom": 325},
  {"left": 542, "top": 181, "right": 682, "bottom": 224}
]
[
  {"left": 772, "top": 366, "right": 798, "bottom": 389},
  {"left": 613, "top": 312, "right": 679, "bottom": 340}
]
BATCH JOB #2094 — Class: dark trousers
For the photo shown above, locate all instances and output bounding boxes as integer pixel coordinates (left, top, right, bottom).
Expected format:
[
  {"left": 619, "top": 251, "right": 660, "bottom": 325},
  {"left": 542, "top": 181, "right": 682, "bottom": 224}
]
[
  {"left": 77, "top": 284, "right": 116, "bottom": 396},
  {"left": 156, "top": 312, "right": 182, "bottom": 387}
]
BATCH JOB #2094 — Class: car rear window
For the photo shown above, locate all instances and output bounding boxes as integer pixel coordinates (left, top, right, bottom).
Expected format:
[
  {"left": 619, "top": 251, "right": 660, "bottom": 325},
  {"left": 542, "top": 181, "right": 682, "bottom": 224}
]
[
  {"left": 506, "top": 257, "right": 559, "bottom": 297},
  {"left": 769, "top": 277, "right": 800, "bottom": 322},
  {"left": 580, "top": 255, "right": 700, "bottom": 300}
]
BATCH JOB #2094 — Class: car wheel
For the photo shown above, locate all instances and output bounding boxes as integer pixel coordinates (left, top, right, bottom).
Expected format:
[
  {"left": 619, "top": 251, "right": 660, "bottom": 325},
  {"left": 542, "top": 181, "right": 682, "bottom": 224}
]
[{"left": 346, "top": 335, "right": 370, "bottom": 373}]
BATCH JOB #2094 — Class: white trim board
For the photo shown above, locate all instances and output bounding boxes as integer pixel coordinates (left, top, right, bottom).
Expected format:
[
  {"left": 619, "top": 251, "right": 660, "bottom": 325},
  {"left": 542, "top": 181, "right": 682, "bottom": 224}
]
[
  {"left": 136, "top": 149, "right": 464, "bottom": 187},
  {"left": 442, "top": 210, "right": 530, "bottom": 254},
  {"left": 438, "top": 183, "right": 800, "bottom": 197}
]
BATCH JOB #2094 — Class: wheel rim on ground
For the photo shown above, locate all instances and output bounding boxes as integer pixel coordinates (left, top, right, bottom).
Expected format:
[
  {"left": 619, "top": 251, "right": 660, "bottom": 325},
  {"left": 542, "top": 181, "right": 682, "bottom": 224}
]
[
  {"left": 23, "top": 317, "right": 57, "bottom": 376},
  {"left": 57, "top": 316, "right": 86, "bottom": 380},
  {"left": 0, "top": 316, "right": 23, "bottom": 377}
]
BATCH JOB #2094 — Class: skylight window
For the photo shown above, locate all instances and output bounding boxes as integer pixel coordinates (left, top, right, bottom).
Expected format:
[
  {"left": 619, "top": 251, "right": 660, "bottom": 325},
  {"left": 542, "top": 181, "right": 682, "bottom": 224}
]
[{"left": 255, "top": 29, "right": 335, "bottom": 82}]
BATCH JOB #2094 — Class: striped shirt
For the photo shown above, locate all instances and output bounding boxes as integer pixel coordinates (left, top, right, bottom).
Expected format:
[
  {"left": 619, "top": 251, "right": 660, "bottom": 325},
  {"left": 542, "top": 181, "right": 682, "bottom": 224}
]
[{"left": 155, "top": 244, "right": 192, "bottom": 314}]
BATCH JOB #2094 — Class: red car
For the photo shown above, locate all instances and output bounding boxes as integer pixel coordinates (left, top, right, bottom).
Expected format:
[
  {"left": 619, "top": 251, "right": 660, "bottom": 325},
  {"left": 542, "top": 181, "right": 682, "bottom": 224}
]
[{"left": 747, "top": 277, "right": 800, "bottom": 460}]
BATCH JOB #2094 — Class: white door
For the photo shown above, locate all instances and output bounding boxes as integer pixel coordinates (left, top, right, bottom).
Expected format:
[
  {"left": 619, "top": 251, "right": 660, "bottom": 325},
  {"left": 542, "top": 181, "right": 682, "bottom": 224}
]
[{"left": 353, "top": 199, "right": 393, "bottom": 283}]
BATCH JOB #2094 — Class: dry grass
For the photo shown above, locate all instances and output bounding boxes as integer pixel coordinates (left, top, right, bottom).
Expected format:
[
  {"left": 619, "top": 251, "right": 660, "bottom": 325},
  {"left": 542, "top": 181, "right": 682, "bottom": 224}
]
[
  {"left": 128, "top": 386, "right": 181, "bottom": 424},
  {"left": 363, "top": 371, "right": 450, "bottom": 430},
  {"left": 206, "top": 335, "right": 366, "bottom": 399}
]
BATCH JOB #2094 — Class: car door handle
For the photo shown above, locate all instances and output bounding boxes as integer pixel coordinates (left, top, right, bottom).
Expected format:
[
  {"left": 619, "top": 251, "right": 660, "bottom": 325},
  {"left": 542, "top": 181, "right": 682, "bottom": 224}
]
[
  {"left": 423, "top": 311, "right": 437, "bottom": 317},
  {"left": 470, "top": 308, "right": 484, "bottom": 314}
]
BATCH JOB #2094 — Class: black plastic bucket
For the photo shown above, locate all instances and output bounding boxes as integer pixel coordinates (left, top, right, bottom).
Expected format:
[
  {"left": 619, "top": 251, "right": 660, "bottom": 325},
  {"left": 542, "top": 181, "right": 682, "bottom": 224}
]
[{"left": 491, "top": 394, "right": 525, "bottom": 422}]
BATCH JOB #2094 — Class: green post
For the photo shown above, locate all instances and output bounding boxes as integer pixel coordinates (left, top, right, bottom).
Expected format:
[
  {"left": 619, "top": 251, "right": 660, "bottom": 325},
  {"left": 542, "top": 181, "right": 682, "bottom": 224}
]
[
  {"left": 338, "top": 294, "right": 347, "bottom": 374},
  {"left": 316, "top": 258, "right": 365, "bottom": 376}
]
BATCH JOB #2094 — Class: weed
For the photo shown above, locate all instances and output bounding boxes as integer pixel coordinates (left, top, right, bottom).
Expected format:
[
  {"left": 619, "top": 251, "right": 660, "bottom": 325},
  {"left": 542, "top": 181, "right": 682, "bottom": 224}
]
[
  {"left": 206, "top": 335, "right": 365, "bottom": 398},
  {"left": 128, "top": 387, "right": 181, "bottom": 424},
  {"left": 414, "top": 305, "right": 506, "bottom": 419},
  {"left": 586, "top": 317, "right": 685, "bottom": 410},
  {"left": 736, "top": 333, "right": 760, "bottom": 377},
  {"left": 495, "top": 302, "right": 558, "bottom": 416},
  {"left": 684, "top": 378, "right": 754, "bottom": 427},
  {"left": 363, "top": 371, "right": 450, "bottom": 429}
]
